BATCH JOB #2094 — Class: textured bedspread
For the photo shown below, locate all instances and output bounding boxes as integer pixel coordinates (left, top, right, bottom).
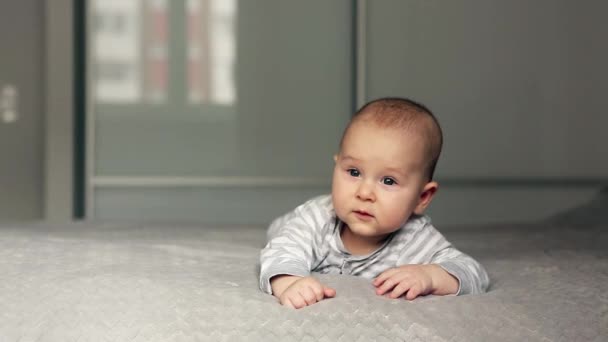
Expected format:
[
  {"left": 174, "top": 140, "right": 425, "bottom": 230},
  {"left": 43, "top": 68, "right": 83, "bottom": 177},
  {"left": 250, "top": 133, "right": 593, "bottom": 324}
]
[{"left": 1, "top": 220, "right": 606, "bottom": 341}]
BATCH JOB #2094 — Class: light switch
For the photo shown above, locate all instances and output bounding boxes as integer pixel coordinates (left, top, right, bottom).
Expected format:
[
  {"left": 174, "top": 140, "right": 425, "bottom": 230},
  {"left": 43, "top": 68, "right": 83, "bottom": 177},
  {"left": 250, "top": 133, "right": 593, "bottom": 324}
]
[{"left": 1, "top": 84, "right": 18, "bottom": 123}]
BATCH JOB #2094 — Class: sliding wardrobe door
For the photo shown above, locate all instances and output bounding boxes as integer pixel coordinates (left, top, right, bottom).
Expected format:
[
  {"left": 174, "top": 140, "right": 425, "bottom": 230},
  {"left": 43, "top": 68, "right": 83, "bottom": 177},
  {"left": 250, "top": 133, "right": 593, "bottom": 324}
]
[
  {"left": 363, "top": 0, "right": 608, "bottom": 224},
  {"left": 87, "top": 0, "right": 353, "bottom": 224},
  {"left": 365, "top": 0, "right": 608, "bottom": 179}
]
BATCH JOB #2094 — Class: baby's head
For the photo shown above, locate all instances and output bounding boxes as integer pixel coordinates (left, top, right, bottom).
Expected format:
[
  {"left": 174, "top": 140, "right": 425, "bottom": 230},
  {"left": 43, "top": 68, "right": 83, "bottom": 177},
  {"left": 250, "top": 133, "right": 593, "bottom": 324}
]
[
  {"left": 332, "top": 97, "right": 443, "bottom": 242},
  {"left": 340, "top": 97, "right": 443, "bottom": 181}
]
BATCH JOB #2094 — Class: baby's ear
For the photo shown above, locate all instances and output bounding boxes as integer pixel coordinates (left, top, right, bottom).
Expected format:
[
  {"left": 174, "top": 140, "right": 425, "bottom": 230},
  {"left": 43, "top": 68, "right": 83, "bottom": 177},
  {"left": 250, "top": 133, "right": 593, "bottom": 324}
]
[
  {"left": 333, "top": 154, "right": 338, "bottom": 163},
  {"left": 413, "top": 181, "right": 439, "bottom": 215}
]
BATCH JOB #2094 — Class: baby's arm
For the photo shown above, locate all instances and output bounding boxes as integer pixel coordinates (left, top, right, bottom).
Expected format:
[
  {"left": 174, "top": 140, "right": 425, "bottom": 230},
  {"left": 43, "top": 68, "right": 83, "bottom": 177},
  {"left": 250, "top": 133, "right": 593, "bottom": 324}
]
[
  {"left": 271, "top": 275, "right": 336, "bottom": 309},
  {"left": 259, "top": 198, "right": 336, "bottom": 308},
  {"left": 374, "top": 246, "right": 489, "bottom": 300},
  {"left": 374, "top": 222, "right": 489, "bottom": 299}
]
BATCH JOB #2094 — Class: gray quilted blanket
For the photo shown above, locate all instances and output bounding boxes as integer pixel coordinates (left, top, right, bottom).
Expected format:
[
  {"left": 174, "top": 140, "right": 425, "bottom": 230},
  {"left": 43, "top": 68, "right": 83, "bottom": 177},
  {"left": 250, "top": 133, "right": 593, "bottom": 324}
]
[{"left": 1, "top": 220, "right": 606, "bottom": 341}]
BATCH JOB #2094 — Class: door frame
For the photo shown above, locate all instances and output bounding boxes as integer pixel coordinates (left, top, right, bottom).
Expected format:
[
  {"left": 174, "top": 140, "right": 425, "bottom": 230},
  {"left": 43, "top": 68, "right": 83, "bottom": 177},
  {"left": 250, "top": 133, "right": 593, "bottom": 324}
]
[{"left": 44, "top": 0, "right": 75, "bottom": 220}]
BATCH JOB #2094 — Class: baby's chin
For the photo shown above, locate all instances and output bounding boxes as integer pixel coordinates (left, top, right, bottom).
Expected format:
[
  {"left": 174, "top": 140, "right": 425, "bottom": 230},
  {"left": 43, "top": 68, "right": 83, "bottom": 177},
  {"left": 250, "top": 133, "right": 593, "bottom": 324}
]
[{"left": 343, "top": 222, "right": 396, "bottom": 239}]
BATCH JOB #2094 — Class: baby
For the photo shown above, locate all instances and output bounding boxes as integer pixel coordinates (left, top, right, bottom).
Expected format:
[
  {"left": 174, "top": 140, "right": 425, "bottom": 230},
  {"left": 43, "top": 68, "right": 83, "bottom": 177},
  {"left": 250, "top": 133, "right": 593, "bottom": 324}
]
[{"left": 259, "top": 97, "right": 489, "bottom": 309}]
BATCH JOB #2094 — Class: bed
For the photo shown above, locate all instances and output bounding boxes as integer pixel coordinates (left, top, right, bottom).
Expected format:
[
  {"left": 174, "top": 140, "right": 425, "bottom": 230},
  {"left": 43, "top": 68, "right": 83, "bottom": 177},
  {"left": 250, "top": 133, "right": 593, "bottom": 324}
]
[{"left": 1, "top": 215, "right": 606, "bottom": 341}]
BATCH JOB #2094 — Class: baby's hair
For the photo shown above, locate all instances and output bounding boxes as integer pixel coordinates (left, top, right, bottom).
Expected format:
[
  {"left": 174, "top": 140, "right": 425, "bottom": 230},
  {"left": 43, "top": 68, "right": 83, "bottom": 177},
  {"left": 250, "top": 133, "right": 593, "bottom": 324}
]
[{"left": 342, "top": 97, "right": 443, "bottom": 181}]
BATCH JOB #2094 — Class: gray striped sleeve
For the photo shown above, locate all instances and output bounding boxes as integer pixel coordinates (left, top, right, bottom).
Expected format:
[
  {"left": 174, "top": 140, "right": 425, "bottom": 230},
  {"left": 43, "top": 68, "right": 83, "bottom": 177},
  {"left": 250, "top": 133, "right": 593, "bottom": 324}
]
[
  {"left": 432, "top": 247, "right": 490, "bottom": 295},
  {"left": 259, "top": 196, "right": 330, "bottom": 294}
]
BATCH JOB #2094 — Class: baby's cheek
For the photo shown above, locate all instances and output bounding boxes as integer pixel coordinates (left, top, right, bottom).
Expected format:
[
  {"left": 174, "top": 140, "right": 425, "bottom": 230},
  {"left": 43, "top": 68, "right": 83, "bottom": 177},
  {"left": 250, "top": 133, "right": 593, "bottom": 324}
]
[
  {"left": 382, "top": 204, "right": 412, "bottom": 230},
  {"left": 334, "top": 205, "right": 349, "bottom": 223},
  {"left": 331, "top": 194, "right": 347, "bottom": 219}
]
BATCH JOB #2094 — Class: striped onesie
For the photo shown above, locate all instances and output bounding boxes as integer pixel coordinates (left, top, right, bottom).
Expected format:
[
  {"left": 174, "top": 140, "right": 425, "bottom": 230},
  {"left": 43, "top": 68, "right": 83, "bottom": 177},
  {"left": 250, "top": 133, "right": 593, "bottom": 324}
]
[{"left": 259, "top": 195, "right": 489, "bottom": 295}]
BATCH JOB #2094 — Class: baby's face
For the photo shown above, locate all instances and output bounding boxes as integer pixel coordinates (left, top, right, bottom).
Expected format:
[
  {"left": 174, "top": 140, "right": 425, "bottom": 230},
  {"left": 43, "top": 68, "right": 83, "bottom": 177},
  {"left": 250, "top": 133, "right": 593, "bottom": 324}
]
[{"left": 331, "top": 121, "right": 431, "bottom": 240}]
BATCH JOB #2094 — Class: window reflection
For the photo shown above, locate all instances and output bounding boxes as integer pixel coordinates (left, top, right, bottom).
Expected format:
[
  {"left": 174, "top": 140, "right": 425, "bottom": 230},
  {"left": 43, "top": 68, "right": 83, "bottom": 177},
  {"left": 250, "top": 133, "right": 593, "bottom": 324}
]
[
  {"left": 143, "top": 0, "right": 169, "bottom": 103},
  {"left": 93, "top": 0, "right": 144, "bottom": 103},
  {"left": 187, "top": 0, "right": 236, "bottom": 105},
  {"left": 92, "top": 0, "right": 236, "bottom": 106}
]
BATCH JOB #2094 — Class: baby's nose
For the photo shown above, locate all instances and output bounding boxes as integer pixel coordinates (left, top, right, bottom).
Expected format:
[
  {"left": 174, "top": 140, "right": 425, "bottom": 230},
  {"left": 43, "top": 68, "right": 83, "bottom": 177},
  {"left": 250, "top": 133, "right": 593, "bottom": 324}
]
[{"left": 356, "top": 181, "right": 376, "bottom": 201}]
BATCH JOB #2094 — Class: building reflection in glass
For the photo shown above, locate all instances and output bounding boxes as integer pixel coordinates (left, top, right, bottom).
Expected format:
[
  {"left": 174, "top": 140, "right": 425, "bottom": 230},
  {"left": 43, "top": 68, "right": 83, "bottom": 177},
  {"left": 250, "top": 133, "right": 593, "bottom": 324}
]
[{"left": 92, "top": 0, "right": 236, "bottom": 106}]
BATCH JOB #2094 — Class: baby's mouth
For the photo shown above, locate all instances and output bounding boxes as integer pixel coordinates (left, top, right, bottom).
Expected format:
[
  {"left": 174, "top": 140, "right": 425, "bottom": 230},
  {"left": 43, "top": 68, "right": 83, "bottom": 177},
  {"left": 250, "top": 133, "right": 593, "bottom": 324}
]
[{"left": 353, "top": 210, "right": 374, "bottom": 218}]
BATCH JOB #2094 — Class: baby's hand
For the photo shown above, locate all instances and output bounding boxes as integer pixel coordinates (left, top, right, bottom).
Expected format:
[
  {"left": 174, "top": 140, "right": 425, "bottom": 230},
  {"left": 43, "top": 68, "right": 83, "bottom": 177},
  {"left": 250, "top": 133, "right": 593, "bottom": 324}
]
[
  {"left": 274, "top": 276, "right": 336, "bottom": 309},
  {"left": 373, "top": 264, "right": 445, "bottom": 300}
]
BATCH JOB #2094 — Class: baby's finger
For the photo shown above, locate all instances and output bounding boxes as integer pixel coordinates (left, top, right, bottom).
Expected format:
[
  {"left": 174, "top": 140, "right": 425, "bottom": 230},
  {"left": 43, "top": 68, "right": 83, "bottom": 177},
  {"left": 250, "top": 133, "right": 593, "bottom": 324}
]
[
  {"left": 323, "top": 286, "right": 336, "bottom": 298},
  {"left": 390, "top": 281, "right": 411, "bottom": 299},
  {"left": 405, "top": 285, "right": 421, "bottom": 300},
  {"left": 375, "top": 276, "right": 398, "bottom": 295},
  {"left": 299, "top": 288, "right": 317, "bottom": 306},
  {"left": 290, "top": 293, "right": 307, "bottom": 309},
  {"left": 373, "top": 268, "right": 399, "bottom": 286},
  {"left": 282, "top": 297, "right": 296, "bottom": 309},
  {"left": 311, "top": 285, "right": 324, "bottom": 301}
]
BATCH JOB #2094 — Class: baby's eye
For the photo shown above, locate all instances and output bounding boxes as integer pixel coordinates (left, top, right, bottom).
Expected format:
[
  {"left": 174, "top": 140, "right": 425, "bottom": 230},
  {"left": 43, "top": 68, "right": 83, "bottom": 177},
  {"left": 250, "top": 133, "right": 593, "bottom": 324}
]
[
  {"left": 347, "top": 168, "right": 360, "bottom": 177},
  {"left": 382, "top": 177, "right": 397, "bottom": 186}
]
